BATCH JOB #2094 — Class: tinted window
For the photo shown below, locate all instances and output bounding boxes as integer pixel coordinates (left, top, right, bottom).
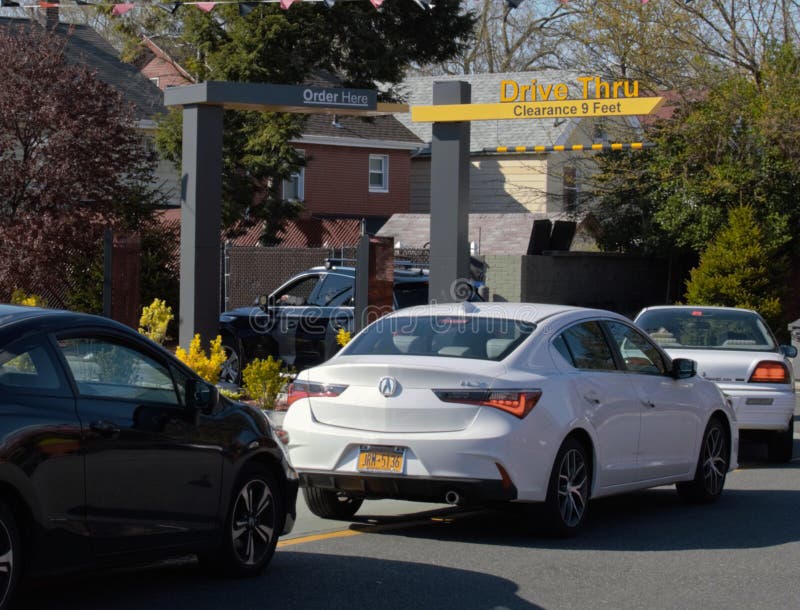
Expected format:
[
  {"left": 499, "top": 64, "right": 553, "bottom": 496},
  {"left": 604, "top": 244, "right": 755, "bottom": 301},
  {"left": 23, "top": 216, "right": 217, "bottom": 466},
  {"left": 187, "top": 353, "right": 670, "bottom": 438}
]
[
  {"left": 636, "top": 308, "right": 777, "bottom": 351},
  {"left": 344, "top": 316, "right": 535, "bottom": 361},
  {"left": 317, "top": 274, "right": 353, "bottom": 306},
  {"left": 0, "top": 339, "right": 62, "bottom": 391},
  {"left": 275, "top": 275, "right": 324, "bottom": 307},
  {"left": 57, "top": 337, "right": 179, "bottom": 404},
  {"left": 559, "top": 322, "right": 616, "bottom": 371},
  {"left": 552, "top": 334, "right": 574, "bottom": 366},
  {"left": 606, "top": 321, "right": 667, "bottom": 375}
]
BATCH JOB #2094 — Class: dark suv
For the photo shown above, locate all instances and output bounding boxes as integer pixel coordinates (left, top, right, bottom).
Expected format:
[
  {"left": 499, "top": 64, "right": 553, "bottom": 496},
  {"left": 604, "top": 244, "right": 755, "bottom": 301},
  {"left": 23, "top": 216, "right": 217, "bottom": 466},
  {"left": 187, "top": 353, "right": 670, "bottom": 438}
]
[
  {"left": 219, "top": 261, "right": 435, "bottom": 383},
  {"left": 0, "top": 305, "right": 298, "bottom": 609}
]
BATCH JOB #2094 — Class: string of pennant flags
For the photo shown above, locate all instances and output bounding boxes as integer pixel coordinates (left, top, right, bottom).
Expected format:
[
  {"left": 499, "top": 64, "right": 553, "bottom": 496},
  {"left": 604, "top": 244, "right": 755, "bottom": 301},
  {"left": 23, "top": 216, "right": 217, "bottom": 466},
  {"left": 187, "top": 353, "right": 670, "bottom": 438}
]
[
  {"left": 0, "top": 0, "right": 691, "bottom": 14},
  {"left": 0, "top": 0, "right": 393, "bottom": 13}
]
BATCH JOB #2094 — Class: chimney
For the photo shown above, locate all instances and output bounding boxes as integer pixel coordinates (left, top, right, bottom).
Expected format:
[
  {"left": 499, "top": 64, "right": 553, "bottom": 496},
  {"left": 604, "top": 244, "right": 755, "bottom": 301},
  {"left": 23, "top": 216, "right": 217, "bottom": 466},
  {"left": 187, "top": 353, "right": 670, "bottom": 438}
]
[{"left": 35, "top": 1, "right": 59, "bottom": 30}]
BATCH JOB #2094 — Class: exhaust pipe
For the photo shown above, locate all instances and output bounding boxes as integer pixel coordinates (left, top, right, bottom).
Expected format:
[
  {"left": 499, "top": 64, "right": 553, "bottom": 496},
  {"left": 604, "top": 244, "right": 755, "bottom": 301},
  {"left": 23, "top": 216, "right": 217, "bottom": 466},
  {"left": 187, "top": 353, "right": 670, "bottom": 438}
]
[{"left": 444, "top": 490, "right": 461, "bottom": 506}]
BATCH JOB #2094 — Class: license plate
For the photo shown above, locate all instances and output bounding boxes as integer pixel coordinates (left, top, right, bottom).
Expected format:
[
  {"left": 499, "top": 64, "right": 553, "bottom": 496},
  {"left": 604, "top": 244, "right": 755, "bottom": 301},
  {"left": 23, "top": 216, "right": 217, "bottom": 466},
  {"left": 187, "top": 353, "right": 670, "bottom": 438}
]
[{"left": 357, "top": 446, "right": 405, "bottom": 473}]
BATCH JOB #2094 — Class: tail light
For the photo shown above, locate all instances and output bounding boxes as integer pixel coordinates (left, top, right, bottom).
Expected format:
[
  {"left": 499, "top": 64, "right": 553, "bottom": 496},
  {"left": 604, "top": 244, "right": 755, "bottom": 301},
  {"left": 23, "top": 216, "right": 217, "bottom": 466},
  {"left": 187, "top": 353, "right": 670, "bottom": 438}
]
[
  {"left": 433, "top": 389, "right": 541, "bottom": 419},
  {"left": 749, "top": 361, "right": 790, "bottom": 384},
  {"left": 286, "top": 380, "right": 348, "bottom": 406}
]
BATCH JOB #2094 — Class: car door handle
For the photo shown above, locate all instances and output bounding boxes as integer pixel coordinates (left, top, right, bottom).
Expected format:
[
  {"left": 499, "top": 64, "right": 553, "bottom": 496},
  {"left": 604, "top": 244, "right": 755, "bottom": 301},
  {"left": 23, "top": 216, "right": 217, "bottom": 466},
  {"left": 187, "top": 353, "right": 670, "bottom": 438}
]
[
  {"left": 642, "top": 400, "right": 656, "bottom": 408},
  {"left": 90, "top": 420, "right": 120, "bottom": 438},
  {"left": 583, "top": 393, "right": 601, "bottom": 405}
]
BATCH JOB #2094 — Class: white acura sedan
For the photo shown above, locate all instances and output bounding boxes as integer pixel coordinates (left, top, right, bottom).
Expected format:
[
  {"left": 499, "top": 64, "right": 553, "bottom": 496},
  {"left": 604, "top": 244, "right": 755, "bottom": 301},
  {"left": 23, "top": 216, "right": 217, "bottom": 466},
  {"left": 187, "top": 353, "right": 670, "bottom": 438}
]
[
  {"left": 282, "top": 302, "right": 738, "bottom": 536},
  {"left": 635, "top": 305, "right": 796, "bottom": 462}
]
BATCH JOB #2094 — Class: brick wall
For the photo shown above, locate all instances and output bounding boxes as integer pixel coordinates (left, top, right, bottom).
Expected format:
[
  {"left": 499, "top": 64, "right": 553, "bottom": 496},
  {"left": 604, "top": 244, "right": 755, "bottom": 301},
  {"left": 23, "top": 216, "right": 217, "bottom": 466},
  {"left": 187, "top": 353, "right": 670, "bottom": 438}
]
[{"left": 300, "top": 144, "right": 410, "bottom": 218}]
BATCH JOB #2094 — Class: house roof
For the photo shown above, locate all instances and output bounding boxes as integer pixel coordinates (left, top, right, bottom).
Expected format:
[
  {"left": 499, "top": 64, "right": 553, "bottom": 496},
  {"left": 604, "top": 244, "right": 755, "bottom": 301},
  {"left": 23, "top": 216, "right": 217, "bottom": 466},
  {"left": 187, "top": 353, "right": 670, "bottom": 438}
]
[
  {"left": 157, "top": 208, "right": 362, "bottom": 249},
  {"left": 0, "top": 17, "right": 164, "bottom": 121},
  {"left": 396, "top": 71, "right": 638, "bottom": 152},
  {"left": 299, "top": 113, "right": 423, "bottom": 147}
]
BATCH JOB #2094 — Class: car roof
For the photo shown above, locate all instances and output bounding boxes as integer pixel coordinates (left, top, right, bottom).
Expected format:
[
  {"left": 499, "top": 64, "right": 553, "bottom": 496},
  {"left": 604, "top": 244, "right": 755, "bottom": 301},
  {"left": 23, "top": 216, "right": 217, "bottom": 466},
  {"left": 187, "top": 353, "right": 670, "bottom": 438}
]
[
  {"left": 387, "top": 301, "right": 622, "bottom": 324},
  {"left": 0, "top": 305, "right": 132, "bottom": 337},
  {"left": 637, "top": 305, "right": 759, "bottom": 316},
  {"left": 308, "top": 266, "right": 429, "bottom": 282}
]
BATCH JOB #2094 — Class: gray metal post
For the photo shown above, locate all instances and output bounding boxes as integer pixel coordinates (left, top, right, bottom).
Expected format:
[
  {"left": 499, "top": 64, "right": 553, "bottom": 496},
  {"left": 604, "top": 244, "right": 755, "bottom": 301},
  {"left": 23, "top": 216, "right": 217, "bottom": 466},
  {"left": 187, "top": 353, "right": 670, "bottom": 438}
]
[
  {"left": 429, "top": 81, "right": 471, "bottom": 303},
  {"left": 179, "top": 104, "right": 223, "bottom": 348}
]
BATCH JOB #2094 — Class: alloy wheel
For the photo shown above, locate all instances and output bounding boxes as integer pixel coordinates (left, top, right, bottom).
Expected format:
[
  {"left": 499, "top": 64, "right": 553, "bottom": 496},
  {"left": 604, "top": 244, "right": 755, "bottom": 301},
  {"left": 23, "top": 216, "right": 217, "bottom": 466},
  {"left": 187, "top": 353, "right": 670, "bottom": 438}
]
[
  {"left": 0, "top": 520, "right": 13, "bottom": 607},
  {"left": 231, "top": 479, "right": 275, "bottom": 566},
  {"left": 557, "top": 448, "right": 588, "bottom": 527},
  {"left": 220, "top": 345, "right": 240, "bottom": 385},
  {"left": 702, "top": 425, "right": 727, "bottom": 496}
]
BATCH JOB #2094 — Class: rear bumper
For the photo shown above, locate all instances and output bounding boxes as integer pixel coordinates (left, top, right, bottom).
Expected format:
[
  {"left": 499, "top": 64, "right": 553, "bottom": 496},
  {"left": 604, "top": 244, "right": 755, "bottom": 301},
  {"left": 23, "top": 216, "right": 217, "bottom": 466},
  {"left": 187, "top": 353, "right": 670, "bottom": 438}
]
[
  {"left": 299, "top": 470, "right": 517, "bottom": 505},
  {"left": 719, "top": 385, "right": 795, "bottom": 431}
]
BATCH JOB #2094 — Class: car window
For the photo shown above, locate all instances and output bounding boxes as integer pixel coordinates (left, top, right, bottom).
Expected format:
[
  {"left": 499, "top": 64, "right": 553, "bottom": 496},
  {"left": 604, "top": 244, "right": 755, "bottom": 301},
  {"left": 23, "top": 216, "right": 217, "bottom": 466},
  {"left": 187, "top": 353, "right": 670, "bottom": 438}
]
[
  {"left": 0, "top": 338, "right": 63, "bottom": 392},
  {"left": 605, "top": 321, "right": 667, "bottom": 375},
  {"left": 275, "top": 274, "right": 324, "bottom": 307},
  {"left": 558, "top": 322, "right": 616, "bottom": 371},
  {"left": 317, "top": 274, "right": 354, "bottom": 307},
  {"left": 344, "top": 316, "right": 535, "bottom": 361},
  {"left": 394, "top": 281, "right": 428, "bottom": 309},
  {"left": 57, "top": 336, "right": 179, "bottom": 404},
  {"left": 636, "top": 308, "right": 777, "bottom": 351}
]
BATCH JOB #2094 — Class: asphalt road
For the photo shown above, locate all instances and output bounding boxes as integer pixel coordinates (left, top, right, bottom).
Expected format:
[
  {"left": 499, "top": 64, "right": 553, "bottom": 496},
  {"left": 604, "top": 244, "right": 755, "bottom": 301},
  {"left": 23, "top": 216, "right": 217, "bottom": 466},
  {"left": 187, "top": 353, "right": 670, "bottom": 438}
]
[{"left": 18, "top": 406, "right": 800, "bottom": 610}]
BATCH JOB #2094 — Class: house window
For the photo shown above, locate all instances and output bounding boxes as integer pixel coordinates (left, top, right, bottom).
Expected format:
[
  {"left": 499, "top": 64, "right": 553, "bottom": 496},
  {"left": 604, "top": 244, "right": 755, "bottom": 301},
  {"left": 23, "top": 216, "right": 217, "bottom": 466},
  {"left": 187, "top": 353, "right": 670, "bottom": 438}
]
[
  {"left": 563, "top": 165, "right": 578, "bottom": 212},
  {"left": 150, "top": 77, "right": 160, "bottom": 88},
  {"left": 369, "top": 154, "right": 389, "bottom": 192},
  {"left": 141, "top": 136, "right": 156, "bottom": 156},
  {"left": 283, "top": 150, "right": 305, "bottom": 201}
]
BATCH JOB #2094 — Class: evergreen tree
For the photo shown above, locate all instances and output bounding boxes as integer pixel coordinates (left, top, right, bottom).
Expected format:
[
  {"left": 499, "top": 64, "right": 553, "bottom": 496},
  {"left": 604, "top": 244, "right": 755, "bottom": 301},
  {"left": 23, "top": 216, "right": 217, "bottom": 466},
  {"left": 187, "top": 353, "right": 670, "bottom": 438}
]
[{"left": 684, "top": 206, "right": 784, "bottom": 327}]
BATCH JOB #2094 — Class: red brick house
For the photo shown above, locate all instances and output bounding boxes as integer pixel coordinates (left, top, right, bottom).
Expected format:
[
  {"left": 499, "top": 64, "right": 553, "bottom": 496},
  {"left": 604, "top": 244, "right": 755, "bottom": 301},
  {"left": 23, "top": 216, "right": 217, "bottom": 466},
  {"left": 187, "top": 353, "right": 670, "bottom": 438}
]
[
  {"left": 285, "top": 111, "right": 422, "bottom": 234},
  {"left": 133, "top": 36, "right": 195, "bottom": 91}
]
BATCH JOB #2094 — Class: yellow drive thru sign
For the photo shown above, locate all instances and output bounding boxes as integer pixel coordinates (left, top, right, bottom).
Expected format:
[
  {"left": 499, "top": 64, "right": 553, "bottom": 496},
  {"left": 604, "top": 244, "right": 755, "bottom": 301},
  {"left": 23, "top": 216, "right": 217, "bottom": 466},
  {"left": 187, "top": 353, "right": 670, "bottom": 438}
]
[{"left": 412, "top": 97, "right": 664, "bottom": 122}]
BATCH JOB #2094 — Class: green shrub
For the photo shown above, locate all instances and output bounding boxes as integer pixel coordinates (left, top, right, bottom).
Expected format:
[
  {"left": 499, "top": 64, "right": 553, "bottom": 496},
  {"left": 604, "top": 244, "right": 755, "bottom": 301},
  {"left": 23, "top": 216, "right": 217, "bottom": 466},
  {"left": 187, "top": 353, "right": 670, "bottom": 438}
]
[
  {"left": 684, "top": 206, "right": 785, "bottom": 327},
  {"left": 242, "top": 356, "right": 290, "bottom": 410}
]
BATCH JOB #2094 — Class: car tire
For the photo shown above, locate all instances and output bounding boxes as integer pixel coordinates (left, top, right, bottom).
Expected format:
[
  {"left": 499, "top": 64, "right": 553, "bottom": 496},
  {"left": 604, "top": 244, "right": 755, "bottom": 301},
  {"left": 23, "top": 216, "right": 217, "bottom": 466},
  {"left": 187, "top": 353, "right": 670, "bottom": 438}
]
[
  {"left": 676, "top": 416, "right": 728, "bottom": 504},
  {"left": 767, "top": 418, "right": 794, "bottom": 464},
  {"left": 209, "top": 464, "right": 284, "bottom": 577},
  {"left": 0, "top": 500, "right": 21, "bottom": 610},
  {"left": 542, "top": 437, "right": 590, "bottom": 537},
  {"left": 302, "top": 488, "right": 363, "bottom": 520},
  {"left": 220, "top": 336, "right": 243, "bottom": 386}
]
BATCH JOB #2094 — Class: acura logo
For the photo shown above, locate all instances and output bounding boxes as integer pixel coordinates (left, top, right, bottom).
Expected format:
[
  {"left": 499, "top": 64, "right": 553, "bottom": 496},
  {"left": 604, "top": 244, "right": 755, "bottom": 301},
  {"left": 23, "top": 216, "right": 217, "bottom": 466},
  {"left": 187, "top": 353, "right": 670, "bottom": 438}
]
[{"left": 378, "top": 376, "right": 399, "bottom": 397}]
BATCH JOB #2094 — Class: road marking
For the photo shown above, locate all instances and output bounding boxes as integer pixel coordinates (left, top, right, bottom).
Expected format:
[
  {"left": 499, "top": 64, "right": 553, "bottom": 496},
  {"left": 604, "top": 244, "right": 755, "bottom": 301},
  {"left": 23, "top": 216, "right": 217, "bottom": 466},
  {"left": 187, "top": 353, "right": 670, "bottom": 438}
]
[
  {"left": 278, "top": 529, "right": 362, "bottom": 547},
  {"left": 278, "top": 508, "right": 489, "bottom": 547}
]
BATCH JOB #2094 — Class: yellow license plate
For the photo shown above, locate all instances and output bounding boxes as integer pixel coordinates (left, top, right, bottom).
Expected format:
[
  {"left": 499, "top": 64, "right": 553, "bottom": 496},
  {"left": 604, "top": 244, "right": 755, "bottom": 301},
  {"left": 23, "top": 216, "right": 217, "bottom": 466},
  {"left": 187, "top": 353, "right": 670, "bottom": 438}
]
[{"left": 357, "top": 446, "right": 405, "bottom": 473}]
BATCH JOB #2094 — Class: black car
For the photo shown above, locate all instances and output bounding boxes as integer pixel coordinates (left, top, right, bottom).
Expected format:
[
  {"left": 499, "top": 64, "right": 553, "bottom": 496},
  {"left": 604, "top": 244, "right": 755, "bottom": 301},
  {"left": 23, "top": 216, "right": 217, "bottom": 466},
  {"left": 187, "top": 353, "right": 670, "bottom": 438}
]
[
  {"left": 219, "top": 261, "right": 437, "bottom": 383},
  {"left": 0, "top": 305, "right": 298, "bottom": 609}
]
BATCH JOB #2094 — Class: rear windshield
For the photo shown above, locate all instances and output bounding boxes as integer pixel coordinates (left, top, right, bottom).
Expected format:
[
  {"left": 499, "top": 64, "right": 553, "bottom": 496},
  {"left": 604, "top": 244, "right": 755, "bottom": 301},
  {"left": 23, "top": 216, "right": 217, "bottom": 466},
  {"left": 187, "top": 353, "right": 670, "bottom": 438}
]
[
  {"left": 636, "top": 308, "right": 777, "bottom": 351},
  {"left": 343, "top": 316, "right": 536, "bottom": 361}
]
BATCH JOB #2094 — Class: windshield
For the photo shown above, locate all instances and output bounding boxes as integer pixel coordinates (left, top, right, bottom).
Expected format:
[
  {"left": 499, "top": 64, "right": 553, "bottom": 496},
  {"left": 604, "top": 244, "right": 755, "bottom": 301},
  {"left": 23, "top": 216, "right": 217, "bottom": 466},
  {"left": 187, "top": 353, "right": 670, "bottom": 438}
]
[
  {"left": 343, "top": 315, "right": 536, "bottom": 361},
  {"left": 636, "top": 308, "right": 777, "bottom": 351}
]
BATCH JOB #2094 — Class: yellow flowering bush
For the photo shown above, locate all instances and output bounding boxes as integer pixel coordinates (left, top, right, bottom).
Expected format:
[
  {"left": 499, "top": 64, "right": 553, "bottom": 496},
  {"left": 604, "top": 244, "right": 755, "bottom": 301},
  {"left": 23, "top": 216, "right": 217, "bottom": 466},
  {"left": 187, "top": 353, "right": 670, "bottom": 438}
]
[
  {"left": 336, "top": 327, "right": 352, "bottom": 347},
  {"left": 138, "top": 298, "right": 174, "bottom": 345},
  {"left": 175, "top": 334, "right": 226, "bottom": 385},
  {"left": 242, "top": 356, "right": 289, "bottom": 410},
  {"left": 10, "top": 289, "right": 46, "bottom": 307}
]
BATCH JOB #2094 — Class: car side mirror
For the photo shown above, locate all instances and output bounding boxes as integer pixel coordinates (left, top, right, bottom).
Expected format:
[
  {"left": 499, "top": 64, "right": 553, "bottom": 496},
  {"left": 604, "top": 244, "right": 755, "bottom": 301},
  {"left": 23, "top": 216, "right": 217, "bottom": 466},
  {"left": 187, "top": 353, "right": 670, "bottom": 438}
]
[
  {"left": 186, "top": 378, "right": 219, "bottom": 413},
  {"left": 671, "top": 358, "right": 697, "bottom": 379},
  {"left": 780, "top": 345, "right": 798, "bottom": 358}
]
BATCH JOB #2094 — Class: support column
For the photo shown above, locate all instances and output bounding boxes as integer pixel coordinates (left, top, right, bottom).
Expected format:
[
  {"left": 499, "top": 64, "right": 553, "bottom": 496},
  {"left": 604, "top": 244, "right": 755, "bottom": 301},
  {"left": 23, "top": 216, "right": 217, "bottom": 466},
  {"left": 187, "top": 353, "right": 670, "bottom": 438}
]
[
  {"left": 179, "top": 104, "right": 223, "bottom": 348},
  {"left": 429, "top": 81, "right": 471, "bottom": 304}
]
